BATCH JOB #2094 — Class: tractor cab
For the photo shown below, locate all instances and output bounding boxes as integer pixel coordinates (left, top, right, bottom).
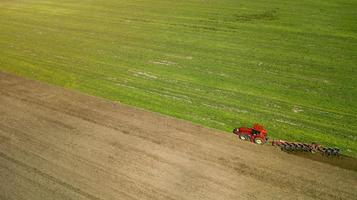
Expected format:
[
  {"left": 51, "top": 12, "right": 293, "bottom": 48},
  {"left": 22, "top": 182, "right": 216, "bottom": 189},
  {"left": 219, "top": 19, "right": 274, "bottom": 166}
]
[{"left": 252, "top": 124, "right": 266, "bottom": 135}]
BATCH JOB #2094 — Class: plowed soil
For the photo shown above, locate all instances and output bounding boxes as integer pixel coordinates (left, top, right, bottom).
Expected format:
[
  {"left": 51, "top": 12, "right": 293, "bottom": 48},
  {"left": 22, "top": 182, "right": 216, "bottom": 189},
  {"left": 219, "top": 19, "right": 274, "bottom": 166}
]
[{"left": 0, "top": 72, "right": 356, "bottom": 200}]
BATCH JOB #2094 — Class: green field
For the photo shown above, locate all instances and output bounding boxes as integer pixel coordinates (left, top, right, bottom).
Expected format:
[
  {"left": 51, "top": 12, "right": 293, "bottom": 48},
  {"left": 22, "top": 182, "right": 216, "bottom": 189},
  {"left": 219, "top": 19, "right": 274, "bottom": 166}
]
[{"left": 0, "top": 0, "right": 356, "bottom": 156}]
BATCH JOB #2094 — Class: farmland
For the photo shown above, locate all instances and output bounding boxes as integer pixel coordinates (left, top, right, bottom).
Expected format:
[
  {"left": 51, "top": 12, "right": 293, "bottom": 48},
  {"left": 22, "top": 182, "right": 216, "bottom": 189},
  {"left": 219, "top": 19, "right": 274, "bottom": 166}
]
[
  {"left": 0, "top": 0, "right": 356, "bottom": 156},
  {"left": 1, "top": 73, "right": 356, "bottom": 200}
]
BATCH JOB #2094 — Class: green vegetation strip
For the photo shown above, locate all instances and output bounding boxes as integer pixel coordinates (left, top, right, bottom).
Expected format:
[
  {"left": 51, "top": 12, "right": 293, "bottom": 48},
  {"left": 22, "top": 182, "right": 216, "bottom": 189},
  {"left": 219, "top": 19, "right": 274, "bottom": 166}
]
[{"left": 0, "top": 0, "right": 356, "bottom": 156}]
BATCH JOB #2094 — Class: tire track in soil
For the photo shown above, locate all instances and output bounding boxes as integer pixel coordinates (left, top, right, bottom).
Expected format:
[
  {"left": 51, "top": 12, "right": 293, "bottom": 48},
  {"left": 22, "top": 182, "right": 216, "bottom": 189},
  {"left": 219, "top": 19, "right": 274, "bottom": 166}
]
[{"left": 0, "top": 152, "right": 102, "bottom": 200}]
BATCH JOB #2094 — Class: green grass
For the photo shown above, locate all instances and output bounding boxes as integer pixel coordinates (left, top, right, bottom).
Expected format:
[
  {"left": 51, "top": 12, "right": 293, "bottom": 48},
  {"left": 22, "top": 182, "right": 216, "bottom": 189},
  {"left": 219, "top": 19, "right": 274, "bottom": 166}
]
[{"left": 0, "top": 0, "right": 356, "bottom": 156}]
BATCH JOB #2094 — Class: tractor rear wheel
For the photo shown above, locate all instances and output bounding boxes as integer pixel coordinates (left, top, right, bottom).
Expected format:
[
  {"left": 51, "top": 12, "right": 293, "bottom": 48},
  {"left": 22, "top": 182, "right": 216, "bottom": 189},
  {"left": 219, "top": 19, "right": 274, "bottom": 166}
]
[
  {"left": 254, "top": 137, "right": 265, "bottom": 145},
  {"left": 239, "top": 134, "right": 249, "bottom": 141}
]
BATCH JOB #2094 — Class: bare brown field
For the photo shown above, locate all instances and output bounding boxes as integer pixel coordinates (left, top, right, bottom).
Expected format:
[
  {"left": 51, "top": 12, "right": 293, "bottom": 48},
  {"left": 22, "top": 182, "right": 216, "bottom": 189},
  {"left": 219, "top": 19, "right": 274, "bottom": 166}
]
[{"left": 0, "top": 72, "right": 356, "bottom": 200}]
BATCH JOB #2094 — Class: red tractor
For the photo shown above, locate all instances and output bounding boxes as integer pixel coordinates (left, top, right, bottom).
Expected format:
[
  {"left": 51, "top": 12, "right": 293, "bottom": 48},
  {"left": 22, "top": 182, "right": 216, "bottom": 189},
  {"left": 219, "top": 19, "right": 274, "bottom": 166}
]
[
  {"left": 233, "top": 124, "right": 268, "bottom": 145},
  {"left": 233, "top": 124, "right": 340, "bottom": 155}
]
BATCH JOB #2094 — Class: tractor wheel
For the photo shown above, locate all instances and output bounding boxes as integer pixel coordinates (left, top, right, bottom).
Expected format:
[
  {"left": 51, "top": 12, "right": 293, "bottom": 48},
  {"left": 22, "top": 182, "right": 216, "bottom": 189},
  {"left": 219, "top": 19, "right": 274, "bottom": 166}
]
[
  {"left": 239, "top": 134, "right": 249, "bottom": 141},
  {"left": 254, "top": 137, "right": 265, "bottom": 145}
]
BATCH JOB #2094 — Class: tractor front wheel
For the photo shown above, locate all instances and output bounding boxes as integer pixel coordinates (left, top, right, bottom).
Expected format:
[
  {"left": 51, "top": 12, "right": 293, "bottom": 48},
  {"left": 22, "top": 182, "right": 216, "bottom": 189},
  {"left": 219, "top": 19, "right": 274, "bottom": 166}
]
[
  {"left": 254, "top": 137, "right": 265, "bottom": 145},
  {"left": 239, "top": 134, "right": 249, "bottom": 141}
]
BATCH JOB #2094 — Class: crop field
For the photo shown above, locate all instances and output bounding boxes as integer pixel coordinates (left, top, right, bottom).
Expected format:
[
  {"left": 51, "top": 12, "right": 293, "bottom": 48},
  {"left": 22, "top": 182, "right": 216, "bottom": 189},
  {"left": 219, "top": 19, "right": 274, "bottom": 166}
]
[{"left": 0, "top": 0, "right": 356, "bottom": 156}]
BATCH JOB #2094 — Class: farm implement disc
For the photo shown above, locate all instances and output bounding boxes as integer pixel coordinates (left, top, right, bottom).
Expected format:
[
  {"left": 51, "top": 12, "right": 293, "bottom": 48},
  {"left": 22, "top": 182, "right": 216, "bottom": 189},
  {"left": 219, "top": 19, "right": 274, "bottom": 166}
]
[{"left": 271, "top": 140, "right": 340, "bottom": 156}]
